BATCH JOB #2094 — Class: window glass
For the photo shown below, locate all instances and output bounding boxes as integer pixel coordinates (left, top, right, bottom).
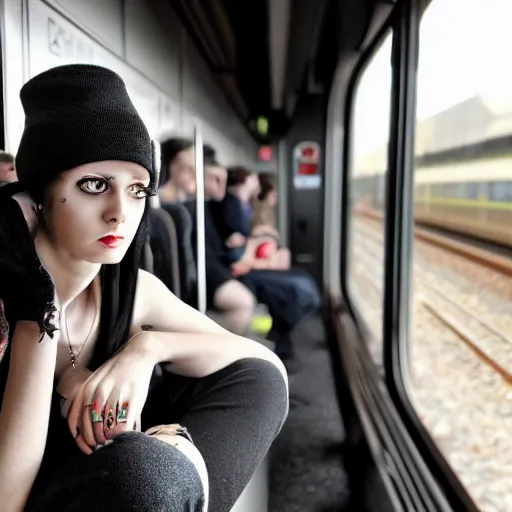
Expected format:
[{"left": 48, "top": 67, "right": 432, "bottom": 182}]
[
  {"left": 348, "top": 34, "right": 392, "bottom": 365},
  {"left": 409, "top": 1, "right": 512, "bottom": 509}
]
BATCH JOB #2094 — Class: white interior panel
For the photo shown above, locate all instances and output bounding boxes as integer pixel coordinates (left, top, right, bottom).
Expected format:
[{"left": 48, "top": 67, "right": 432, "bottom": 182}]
[
  {"left": 47, "top": 0, "right": 124, "bottom": 56},
  {"left": 27, "top": 0, "right": 161, "bottom": 138},
  {"left": 124, "top": 0, "right": 181, "bottom": 100},
  {"left": 3, "top": 0, "right": 257, "bottom": 166}
]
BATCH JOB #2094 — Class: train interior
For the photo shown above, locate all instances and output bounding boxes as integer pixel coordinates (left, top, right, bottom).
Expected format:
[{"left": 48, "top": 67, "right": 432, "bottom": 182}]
[{"left": 1, "top": 0, "right": 511, "bottom": 511}]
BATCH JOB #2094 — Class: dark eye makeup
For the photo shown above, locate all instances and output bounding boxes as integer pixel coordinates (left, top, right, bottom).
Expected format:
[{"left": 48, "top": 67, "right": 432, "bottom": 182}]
[{"left": 76, "top": 176, "right": 151, "bottom": 199}]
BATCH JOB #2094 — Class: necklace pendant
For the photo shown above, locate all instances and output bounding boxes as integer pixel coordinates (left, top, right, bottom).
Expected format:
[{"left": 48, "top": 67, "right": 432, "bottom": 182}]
[{"left": 69, "top": 349, "right": 76, "bottom": 369}]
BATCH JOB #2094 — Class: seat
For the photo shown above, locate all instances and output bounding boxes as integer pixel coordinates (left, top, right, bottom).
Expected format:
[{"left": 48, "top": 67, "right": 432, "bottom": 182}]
[
  {"left": 146, "top": 208, "right": 181, "bottom": 298},
  {"left": 161, "top": 202, "right": 197, "bottom": 304}
]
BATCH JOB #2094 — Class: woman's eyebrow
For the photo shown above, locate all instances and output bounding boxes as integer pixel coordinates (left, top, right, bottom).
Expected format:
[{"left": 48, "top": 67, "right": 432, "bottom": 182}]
[{"left": 97, "top": 174, "right": 149, "bottom": 182}]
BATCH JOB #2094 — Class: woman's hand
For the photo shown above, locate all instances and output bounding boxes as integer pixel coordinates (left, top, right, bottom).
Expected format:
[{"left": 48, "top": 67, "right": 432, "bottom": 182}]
[
  {"left": 67, "top": 333, "right": 156, "bottom": 454},
  {"left": 231, "top": 260, "right": 252, "bottom": 277},
  {"left": 225, "top": 232, "right": 246, "bottom": 249},
  {"left": 56, "top": 364, "right": 92, "bottom": 419}
]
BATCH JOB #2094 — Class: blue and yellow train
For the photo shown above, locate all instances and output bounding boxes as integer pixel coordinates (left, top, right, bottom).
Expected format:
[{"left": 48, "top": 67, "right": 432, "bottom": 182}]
[{"left": 353, "top": 156, "right": 512, "bottom": 247}]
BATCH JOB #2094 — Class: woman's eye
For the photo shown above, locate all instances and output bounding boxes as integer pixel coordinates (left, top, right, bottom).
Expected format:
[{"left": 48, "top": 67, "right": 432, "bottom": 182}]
[
  {"left": 129, "top": 184, "right": 150, "bottom": 198},
  {"left": 77, "top": 178, "right": 108, "bottom": 195}
]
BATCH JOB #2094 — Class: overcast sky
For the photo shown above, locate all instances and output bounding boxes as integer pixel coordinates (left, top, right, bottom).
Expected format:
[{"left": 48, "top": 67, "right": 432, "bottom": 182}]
[{"left": 353, "top": 0, "right": 512, "bottom": 160}]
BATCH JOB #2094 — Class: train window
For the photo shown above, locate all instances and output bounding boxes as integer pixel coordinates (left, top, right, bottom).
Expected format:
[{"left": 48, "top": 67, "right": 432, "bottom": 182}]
[
  {"left": 478, "top": 182, "right": 489, "bottom": 200},
  {"left": 466, "top": 182, "right": 479, "bottom": 200},
  {"left": 409, "top": 0, "right": 512, "bottom": 509},
  {"left": 490, "top": 181, "right": 512, "bottom": 202},
  {"left": 348, "top": 33, "right": 392, "bottom": 365}
]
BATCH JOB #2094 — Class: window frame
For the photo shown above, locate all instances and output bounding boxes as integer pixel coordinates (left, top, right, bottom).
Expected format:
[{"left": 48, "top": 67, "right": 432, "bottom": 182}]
[
  {"left": 341, "top": 23, "right": 392, "bottom": 356},
  {"left": 340, "top": 0, "right": 480, "bottom": 509}
]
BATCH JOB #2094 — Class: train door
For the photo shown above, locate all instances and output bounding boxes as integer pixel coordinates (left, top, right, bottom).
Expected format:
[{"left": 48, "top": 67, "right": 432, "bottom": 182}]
[{"left": 287, "top": 96, "right": 325, "bottom": 285}]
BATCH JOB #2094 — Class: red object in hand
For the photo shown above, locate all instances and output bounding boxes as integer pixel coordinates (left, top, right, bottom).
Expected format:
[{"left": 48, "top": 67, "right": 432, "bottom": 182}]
[{"left": 255, "top": 242, "right": 274, "bottom": 259}]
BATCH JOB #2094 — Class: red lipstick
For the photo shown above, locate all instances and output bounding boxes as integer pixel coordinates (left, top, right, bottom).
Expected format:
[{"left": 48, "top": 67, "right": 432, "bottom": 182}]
[{"left": 99, "top": 235, "right": 124, "bottom": 248}]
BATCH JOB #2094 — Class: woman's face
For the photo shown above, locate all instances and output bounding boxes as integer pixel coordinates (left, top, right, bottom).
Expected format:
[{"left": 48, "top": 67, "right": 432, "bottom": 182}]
[
  {"left": 247, "top": 174, "right": 261, "bottom": 198},
  {"left": 42, "top": 161, "right": 150, "bottom": 264},
  {"left": 170, "top": 147, "right": 197, "bottom": 196},
  {"left": 266, "top": 189, "right": 278, "bottom": 207}
]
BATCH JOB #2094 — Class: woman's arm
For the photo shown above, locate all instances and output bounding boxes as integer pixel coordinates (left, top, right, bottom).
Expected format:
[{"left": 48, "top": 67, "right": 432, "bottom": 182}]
[
  {"left": 131, "top": 270, "right": 287, "bottom": 386},
  {"left": 134, "top": 329, "right": 286, "bottom": 382},
  {"left": 0, "top": 322, "right": 59, "bottom": 510}
]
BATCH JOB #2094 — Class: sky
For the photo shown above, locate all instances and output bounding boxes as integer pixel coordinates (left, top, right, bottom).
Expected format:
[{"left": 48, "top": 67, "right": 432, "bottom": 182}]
[{"left": 353, "top": 0, "right": 512, "bottom": 160}]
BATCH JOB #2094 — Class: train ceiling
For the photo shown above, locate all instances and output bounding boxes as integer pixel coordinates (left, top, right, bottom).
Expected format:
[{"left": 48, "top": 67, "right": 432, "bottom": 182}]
[{"left": 171, "top": 0, "right": 367, "bottom": 142}]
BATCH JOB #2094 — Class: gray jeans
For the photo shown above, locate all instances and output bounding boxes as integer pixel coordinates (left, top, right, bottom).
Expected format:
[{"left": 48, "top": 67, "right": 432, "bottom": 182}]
[{"left": 26, "top": 358, "right": 288, "bottom": 512}]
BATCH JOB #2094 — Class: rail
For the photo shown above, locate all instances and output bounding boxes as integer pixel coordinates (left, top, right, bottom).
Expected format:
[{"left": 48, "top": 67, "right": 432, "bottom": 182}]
[
  {"left": 355, "top": 206, "right": 512, "bottom": 278},
  {"left": 351, "top": 214, "right": 512, "bottom": 384}
]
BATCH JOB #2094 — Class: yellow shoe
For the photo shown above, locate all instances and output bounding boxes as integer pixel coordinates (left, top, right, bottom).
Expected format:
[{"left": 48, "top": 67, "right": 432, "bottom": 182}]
[{"left": 251, "top": 314, "right": 272, "bottom": 336}]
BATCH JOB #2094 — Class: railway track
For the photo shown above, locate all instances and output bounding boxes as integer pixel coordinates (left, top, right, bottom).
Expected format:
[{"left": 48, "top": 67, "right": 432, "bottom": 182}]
[
  {"left": 355, "top": 206, "right": 512, "bottom": 278},
  {"left": 352, "top": 218, "right": 512, "bottom": 384}
]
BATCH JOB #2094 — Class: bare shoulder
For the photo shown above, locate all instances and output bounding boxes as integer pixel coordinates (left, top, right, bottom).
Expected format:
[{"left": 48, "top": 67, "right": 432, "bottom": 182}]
[{"left": 130, "top": 269, "right": 226, "bottom": 336}]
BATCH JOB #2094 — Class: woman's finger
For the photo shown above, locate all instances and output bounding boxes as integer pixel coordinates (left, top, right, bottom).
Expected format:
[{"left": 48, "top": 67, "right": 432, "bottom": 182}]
[
  {"left": 82, "top": 390, "right": 107, "bottom": 447},
  {"left": 90, "top": 400, "right": 109, "bottom": 446},
  {"left": 102, "top": 398, "right": 125, "bottom": 440},
  {"left": 102, "top": 400, "right": 117, "bottom": 441},
  {"left": 124, "top": 397, "right": 142, "bottom": 435},
  {"left": 75, "top": 431, "right": 93, "bottom": 455},
  {"left": 67, "top": 386, "right": 86, "bottom": 438}
]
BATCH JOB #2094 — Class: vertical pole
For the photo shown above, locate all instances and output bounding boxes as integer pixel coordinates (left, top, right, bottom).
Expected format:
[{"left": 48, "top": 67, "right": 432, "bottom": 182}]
[{"left": 194, "top": 127, "right": 207, "bottom": 314}]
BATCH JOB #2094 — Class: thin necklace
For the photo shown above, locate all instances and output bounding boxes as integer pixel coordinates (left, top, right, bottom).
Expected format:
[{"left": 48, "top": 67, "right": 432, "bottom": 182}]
[{"left": 64, "top": 288, "right": 97, "bottom": 369}]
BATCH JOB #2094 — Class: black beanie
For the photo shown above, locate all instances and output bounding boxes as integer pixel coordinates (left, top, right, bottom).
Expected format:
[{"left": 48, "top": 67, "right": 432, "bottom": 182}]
[{"left": 15, "top": 64, "right": 155, "bottom": 191}]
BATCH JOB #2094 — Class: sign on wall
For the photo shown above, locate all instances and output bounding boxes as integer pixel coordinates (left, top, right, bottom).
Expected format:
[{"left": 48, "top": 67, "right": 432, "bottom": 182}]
[{"left": 293, "top": 141, "right": 322, "bottom": 189}]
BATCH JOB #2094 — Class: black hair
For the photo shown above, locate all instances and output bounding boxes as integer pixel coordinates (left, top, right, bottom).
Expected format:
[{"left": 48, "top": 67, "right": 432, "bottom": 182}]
[
  {"left": 89, "top": 137, "right": 159, "bottom": 368},
  {"left": 159, "top": 137, "right": 193, "bottom": 188},
  {"left": 90, "top": 200, "right": 150, "bottom": 369},
  {"left": 227, "top": 166, "right": 252, "bottom": 186},
  {"left": 257, "top": 172, "right": 277, "bottom": 201}
]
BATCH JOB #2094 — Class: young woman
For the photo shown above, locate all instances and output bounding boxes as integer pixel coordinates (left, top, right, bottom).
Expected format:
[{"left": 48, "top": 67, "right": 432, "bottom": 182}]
[{"left": 0, "top": 64, "right": 288, "bottom": 512}]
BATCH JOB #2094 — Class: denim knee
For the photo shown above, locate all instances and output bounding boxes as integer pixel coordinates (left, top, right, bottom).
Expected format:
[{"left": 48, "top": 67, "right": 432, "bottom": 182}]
[{"left": 295, "top": 276, "right": 321, "bottom": 313}]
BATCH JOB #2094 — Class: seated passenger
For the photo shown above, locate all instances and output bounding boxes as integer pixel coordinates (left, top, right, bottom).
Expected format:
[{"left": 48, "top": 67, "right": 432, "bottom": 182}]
[
  {"left": 159, "top": 138, "right": 256, "bottom": 335},
  {"left": 208, "top": 166, "right": 257, "bottom": 261},
  {"left": 0, "top": 65, "right": 288, "bottom": 512},
  {"left": 0, "top": 151, "right": 17, "bottom": 186},
  {"left": 252, "top": 171, "right": 280, "bottom": 239},
  {"left": 159, "top": 138, "right": 197, "bottom": 202},
  {"left": 210, "top": 166, "right": 290, "bottom": 272},
  {"left": 161, "top": 140, "right": 320, "bottom": 371}
]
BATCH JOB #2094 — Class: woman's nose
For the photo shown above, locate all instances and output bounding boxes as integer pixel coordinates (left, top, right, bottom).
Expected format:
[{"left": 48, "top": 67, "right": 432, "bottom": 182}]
[{"left": 102, "top": 193, "right": 126, "bottom": 225}]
